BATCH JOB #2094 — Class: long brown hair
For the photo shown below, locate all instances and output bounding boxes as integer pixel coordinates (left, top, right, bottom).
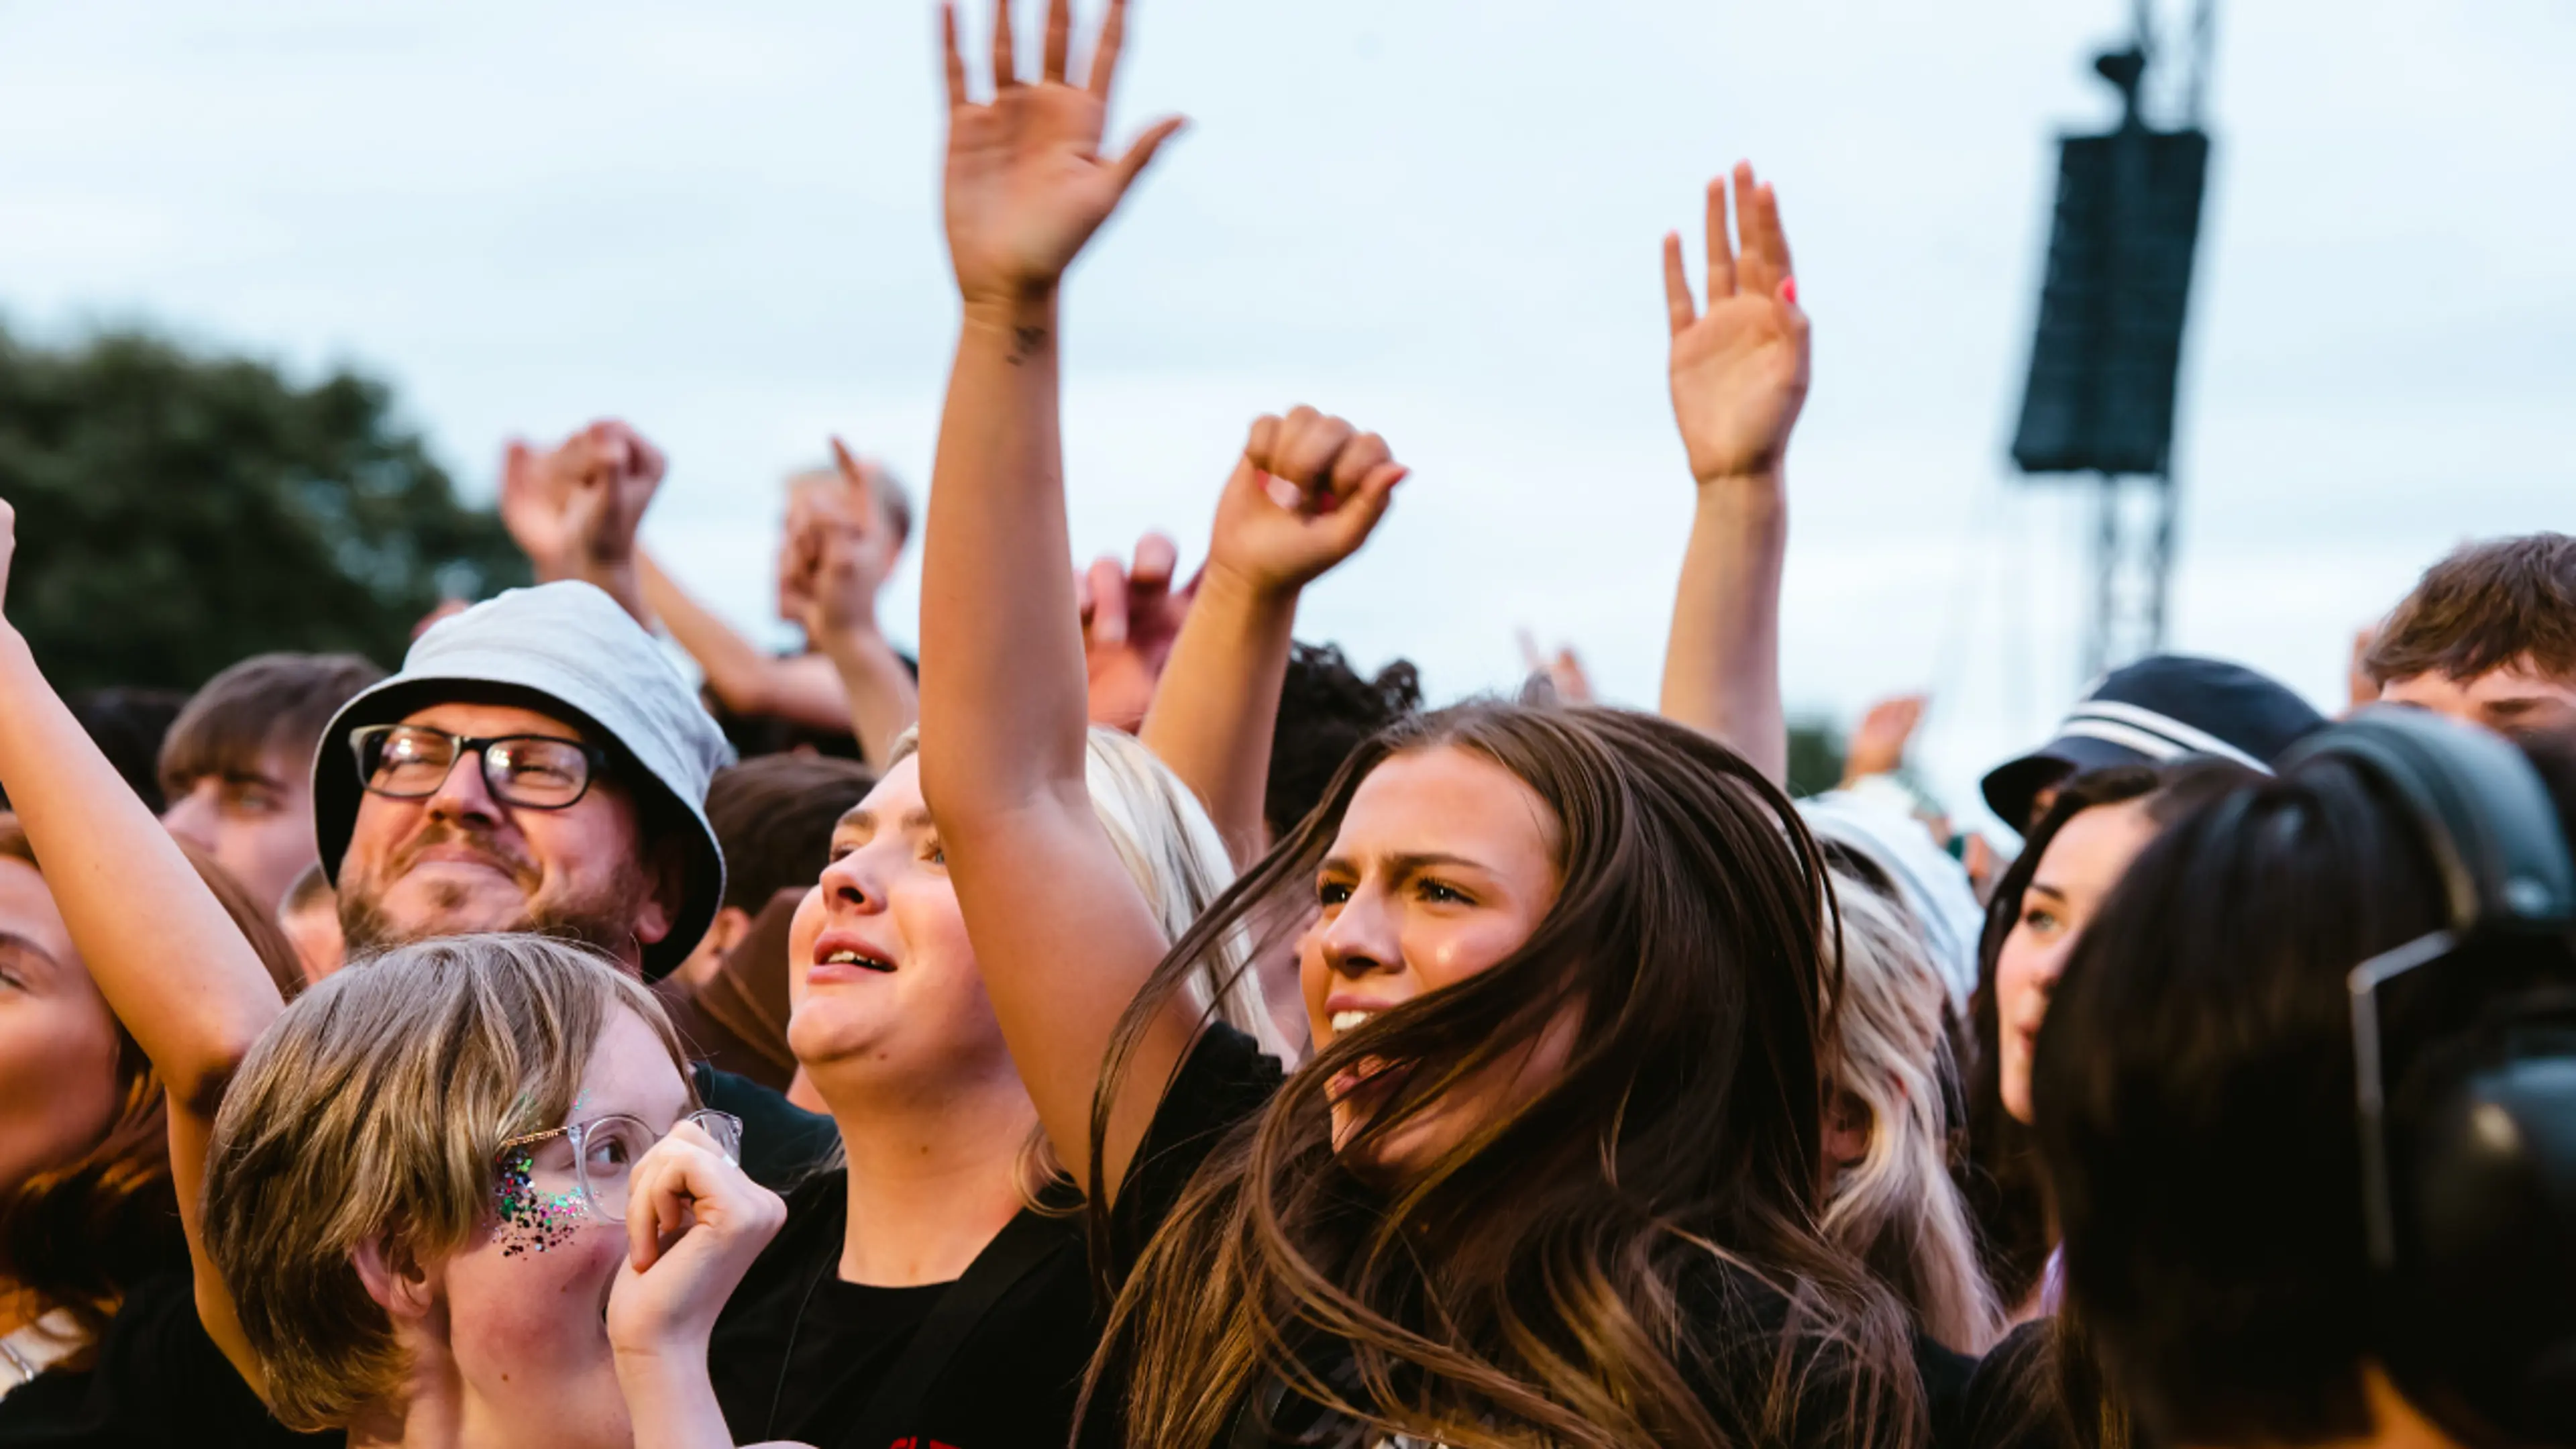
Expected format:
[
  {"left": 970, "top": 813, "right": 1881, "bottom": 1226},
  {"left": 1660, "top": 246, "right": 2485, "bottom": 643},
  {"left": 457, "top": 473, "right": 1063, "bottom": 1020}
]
[
  {"left": 1083, "top": 703, "right": 1924, "bottom": 1449},
  {"left": 0, "top": 816, "right": 305, "bottom": 1360}
]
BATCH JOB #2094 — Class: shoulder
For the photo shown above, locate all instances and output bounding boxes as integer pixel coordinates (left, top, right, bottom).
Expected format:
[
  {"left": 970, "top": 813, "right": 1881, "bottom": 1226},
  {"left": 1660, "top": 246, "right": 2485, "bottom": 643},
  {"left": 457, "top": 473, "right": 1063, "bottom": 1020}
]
[{"left": 1106, "top": 1024, "right": 1284, "bottom": 1277}]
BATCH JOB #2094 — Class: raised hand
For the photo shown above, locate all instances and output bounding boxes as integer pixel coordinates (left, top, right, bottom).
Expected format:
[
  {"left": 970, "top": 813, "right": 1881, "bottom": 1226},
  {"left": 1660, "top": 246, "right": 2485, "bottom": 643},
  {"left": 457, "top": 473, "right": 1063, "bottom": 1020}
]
[
  {"left": 1203, "top": 407, "right": 1407, "bottom": 600},
  {"left": 941, "top": 0, "right": 1185, "bottom": 309},
  {"left": 1664, "top": 162, "right": 1811, "bottom": 486},
  {"left": 1841, "top": 692, "right": 1927, "bottom": 785},
  {"left": 796, "top": 438, "right": 902, "bottom": 641},
  {"left": 605, "top": 1121, "right": 788, "bottom": 1359},
  {"left": 1077, "top": 532, "right": 1194, "bottom": 731},
  {"left": 554, "top": 420, "right": 667, "bottom": 571},
  {"left": 497, "top": 438, "right": 576, "bottom": 578}
]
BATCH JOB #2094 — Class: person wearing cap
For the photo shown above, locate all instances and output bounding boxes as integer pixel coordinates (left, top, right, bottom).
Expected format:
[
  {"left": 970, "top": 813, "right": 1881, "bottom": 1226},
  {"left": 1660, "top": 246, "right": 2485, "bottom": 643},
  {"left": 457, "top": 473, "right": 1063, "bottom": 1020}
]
[
  {"left": 310, "top": 578, "right": 834, "bottom": 1187},
  {"left": 1979, "top": 654, "right": 2327, "bottom": 834}
]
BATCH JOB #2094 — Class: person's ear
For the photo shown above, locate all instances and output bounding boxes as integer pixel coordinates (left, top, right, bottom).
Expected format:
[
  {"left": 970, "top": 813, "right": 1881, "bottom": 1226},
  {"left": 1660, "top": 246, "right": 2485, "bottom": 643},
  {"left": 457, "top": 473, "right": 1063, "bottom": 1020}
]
[
  {"left": 632, "top": 833, "right": 690, "bottom": 948},
  {"left": 350, "top": 1234, "right": 442, "bottom": 1324}
]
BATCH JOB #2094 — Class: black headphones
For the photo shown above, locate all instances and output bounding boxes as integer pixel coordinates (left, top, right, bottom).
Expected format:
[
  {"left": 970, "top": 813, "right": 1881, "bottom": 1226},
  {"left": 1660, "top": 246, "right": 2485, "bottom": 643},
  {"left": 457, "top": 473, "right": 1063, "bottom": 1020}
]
[{"left": 2282, "top": 707, "right": 2576, "bottom": 1446}]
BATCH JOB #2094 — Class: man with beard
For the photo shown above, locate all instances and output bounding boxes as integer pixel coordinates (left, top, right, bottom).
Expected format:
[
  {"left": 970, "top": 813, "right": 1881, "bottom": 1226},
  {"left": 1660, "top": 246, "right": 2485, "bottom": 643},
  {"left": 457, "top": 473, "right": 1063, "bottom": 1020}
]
[{"left": 310, "top": 578, "right": 833, "bottom": 1184}]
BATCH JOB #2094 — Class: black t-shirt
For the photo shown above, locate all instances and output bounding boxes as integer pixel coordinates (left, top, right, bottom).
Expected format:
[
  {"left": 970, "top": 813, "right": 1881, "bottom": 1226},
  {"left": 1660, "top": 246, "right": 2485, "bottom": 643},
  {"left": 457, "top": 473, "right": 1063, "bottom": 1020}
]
[
  {"left": 708, "top": 1169, "right": 1095, "bottom": 1449},
  {"left": 0, "top": 1271, "right": 337, "bottom": 1448},
  {"left": 693, "top": 1062, "right": 839, "bottom": 1191},
  {"left": 1095, "top": 1024, "right": 1964, "bottom": 1449}
]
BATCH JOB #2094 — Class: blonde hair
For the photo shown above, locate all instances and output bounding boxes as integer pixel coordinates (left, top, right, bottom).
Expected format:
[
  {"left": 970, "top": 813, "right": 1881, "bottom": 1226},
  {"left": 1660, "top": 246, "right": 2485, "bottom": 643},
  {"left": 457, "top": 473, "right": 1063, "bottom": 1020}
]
[
  {"left": 890, "top": 727, "right": 1289, "bottom": 1058},
  {"left": 202, "top": 934, "right": 690, "bottom": 1431},
  {"left": 1821, "top": 873, "right": 2004, "bottom": 1355}
]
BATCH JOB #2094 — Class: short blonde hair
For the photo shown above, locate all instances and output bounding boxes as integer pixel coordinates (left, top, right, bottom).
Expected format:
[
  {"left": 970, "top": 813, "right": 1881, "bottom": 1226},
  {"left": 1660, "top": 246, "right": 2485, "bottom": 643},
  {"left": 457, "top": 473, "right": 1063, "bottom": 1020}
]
[
  {"left": 203, "top": 934, "right": 690, "bottom": 1431},
  {"left": 888, "top": 727, "right": 1286, "bottom": 1057},
  {"left": 1820, "top": 875, "right": 2003, "bottom": 1354}
]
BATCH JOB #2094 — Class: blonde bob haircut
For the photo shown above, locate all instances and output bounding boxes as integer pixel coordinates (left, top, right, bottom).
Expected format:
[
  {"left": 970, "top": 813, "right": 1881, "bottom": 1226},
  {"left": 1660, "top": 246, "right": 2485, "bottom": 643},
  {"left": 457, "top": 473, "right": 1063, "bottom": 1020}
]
[
  {"left": 889, "top": 726, "right": 1291, "bottom": 1059},
  {"left": 203, "top": 933, "right": 692, "bottom": 1432},
  {"left": 1820, "top": 872, "right": 2004, "bottom": 1355}
]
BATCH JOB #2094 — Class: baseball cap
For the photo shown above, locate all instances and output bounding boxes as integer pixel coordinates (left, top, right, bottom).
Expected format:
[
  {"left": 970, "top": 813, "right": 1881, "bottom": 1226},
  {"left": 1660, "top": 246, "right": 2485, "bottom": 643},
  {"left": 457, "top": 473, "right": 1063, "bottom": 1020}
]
[{"left": 1981, "top": 655, "right": 2326, "bottom": 832}]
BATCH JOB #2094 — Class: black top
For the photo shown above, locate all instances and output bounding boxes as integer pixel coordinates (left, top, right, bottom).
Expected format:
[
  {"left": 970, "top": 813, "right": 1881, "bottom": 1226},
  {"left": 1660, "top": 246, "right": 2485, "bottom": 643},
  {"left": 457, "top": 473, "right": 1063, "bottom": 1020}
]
[
  {"left": 708, "top": 1169, "right": 1094, "bottom": 1449},
  {"left": 695, "top": 1062, "right": 839, "bottom": 1190},
  {"left": 1094, "top": 1024, "right": 1970, "bottom": 1449},
  {"left": 0, "top": 1271, "right": 337, "bottom": 1448}
]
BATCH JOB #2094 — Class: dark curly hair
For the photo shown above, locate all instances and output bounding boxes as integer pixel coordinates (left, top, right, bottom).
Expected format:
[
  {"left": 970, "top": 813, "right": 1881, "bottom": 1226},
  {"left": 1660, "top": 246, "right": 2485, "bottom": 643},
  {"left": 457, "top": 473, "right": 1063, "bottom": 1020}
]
[{"left": 1264, "top": 642, "right": 1421, "bottom": 841}]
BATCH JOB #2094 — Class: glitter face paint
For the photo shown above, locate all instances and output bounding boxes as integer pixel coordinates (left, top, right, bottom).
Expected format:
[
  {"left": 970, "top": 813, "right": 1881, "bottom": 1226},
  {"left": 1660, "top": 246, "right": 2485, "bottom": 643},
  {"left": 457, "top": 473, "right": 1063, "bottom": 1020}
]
[{"left": 493, "top": 1145, "right": 587, "bottom": 1257}]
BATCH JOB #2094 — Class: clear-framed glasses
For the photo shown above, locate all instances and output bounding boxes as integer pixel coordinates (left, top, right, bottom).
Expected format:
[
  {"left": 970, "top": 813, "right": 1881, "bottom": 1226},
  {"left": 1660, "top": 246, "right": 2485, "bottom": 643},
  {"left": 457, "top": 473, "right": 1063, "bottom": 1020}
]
[
  {"left": 351, "top": 723, "right": 610, "bottom": 810},
  {"left": 491, "top": 1110, "right": 743, "bottom": 1254}
]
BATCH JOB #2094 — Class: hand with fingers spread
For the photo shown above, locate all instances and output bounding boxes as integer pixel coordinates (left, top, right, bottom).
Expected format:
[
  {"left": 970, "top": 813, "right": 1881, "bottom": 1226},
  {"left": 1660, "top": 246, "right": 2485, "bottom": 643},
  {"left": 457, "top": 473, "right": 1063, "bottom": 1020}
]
[
  {"left": 1664, "top": 162, "right": 1811, "bottom": 487},
  {"left": 604, "top": 1120, "right": 789, "bottom": 1363},
  {"left": 1079, "top": 532, "right": 1194, "bottom": 731},
  {"left": 941, "top": 0, "right": 1183, "bottom": 311},
  {"left": 1203, "top": 407, "right": 1408, "bottom": 602}
]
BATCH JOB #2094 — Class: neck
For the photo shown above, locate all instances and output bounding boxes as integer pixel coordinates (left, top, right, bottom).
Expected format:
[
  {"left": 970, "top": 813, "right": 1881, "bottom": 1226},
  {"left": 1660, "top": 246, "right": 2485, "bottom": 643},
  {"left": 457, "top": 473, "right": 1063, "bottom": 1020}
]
[{"left": 818, "top": 1064, "right": 1040, "bottom": 1287}]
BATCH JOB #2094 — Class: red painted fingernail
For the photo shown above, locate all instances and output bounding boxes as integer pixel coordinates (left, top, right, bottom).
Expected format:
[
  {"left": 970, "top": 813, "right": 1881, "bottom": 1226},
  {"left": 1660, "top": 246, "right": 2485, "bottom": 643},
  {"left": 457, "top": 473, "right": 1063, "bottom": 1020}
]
[{"left": 1780, "top": 276, "right": 1799, "bottom": 306}]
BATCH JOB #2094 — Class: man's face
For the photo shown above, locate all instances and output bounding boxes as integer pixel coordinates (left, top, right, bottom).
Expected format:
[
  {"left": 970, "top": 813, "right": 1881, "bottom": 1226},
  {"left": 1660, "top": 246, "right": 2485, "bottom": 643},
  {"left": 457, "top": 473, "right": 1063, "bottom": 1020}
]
[
  {"left": 2379, "top": 657, "right": 2576, "bottom": 737},
  {"left": 334, "top": 701, "right": 674, "bottom": 969},
  {"left": 161, "top": 745, "right": 318, "bottom": 915}
]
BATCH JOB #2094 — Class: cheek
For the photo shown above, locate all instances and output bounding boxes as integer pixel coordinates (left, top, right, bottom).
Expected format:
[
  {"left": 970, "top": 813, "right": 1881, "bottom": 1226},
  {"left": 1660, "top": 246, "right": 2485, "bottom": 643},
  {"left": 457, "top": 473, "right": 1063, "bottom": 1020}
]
[
  {"left": 786, "top": 890, "right": 825, "bottom": 1011},
  {"left": 442, "top": 1224, "right": 623, "bottom": 1377},
  {"left": 1994, "top": 935, "right": 2041, "bottom": 1017},
  {"left": 0, "top": 1009, "right": 124, "bottom": 1188},
  {"left": 1402, "top": 912, "right": 1537, "bottom": 991}
]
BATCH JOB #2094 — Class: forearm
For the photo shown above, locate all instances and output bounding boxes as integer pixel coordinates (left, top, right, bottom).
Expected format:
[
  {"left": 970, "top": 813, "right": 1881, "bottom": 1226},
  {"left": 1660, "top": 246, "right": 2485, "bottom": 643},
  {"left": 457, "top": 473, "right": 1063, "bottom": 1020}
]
[
  {"left": 0, "top": 626, "right": 280, "bottom": 1110},
  {"left": 1658, "top": 471, "right": 1789, "bottom": 784},
  {"left": 916, "top": 293, "right": 1091, "bottom": 819},
  {"left": 641, "top": 551, "right": 786, "bottom": 714},
  {"left": 814, "top": 624, "right": 920, "bottom": 771},
  {"left": 570, "top": 554, "right": 654, "bottom": 630},
  {"left": 1140, "top": 566, "right": 1297, "bottom": 865}
]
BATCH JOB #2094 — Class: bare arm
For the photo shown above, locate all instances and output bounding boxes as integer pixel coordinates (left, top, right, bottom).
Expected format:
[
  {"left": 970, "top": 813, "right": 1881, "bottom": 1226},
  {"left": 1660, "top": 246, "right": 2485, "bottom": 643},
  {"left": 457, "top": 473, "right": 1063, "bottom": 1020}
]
[
  {"left": 639, "top": 551, "right": 863, "bottom": 733},
  {"left": 0, "top": 501, "right": 278, "bottom": 1389},
  {"left": 1143, "top": 413, "right": 1406, "bottom": 865},
  {"left": 914, "top": 0, "right": 1190, "bottom": 1196},
  {"left": 1654, "top": 164, "right": 1810, "bottom": 786}
]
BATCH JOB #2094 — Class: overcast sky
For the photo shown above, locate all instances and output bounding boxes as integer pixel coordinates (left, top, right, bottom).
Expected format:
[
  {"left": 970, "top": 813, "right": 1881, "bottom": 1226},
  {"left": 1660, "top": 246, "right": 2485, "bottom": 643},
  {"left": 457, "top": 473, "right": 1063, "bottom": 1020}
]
[{"left": 3, "top": 0, "right": 2571, "bottom": 832}]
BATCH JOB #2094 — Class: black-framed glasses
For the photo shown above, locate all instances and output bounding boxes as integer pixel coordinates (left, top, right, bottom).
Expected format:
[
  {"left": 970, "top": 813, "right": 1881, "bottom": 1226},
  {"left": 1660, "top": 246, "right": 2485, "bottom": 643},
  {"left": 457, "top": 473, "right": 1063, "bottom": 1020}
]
[
  {"left": 493, "top": 1110, "right": 744, "bottom": 1232},
  {"left": 350, "top": 723, "right": 609, "bottom": 810}
]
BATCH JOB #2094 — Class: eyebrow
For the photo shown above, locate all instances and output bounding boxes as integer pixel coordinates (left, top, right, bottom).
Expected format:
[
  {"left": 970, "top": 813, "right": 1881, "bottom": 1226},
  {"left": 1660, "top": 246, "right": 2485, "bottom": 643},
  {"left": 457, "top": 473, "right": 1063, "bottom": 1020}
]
[
  {"left": 2025, "top": 883, "right": 2070, "bottom": 904},
  {"left": 1318, "top": 851, "right": 1497, "bottom": 877},
  {"left": 0, "top": 930, "right": 64, "bottom": 973},
  {"left": 839, "top": 807, "right": 936, "bottom": 834}
]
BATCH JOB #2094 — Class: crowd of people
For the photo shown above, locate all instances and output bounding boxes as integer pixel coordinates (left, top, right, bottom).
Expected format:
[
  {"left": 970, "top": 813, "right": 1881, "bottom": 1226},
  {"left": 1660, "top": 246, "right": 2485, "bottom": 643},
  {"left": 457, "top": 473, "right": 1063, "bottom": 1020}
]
[{"left": 3, "top": 3, "right": 2574, "bottom": 1446}]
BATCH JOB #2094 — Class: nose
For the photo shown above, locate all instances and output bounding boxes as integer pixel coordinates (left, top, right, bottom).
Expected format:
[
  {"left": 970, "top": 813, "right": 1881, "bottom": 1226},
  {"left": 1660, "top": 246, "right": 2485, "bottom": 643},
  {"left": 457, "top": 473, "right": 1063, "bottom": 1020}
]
[
  {"left": 421, "top": 745, "right": 504, "bottom": 826},
  {"left": 1317, "top": 884, "right": 1402, "bottom": 979},
  {"left": 817, "top": 842, "right": 889, "bottom": 916},
  {"left": 161, "top": 782, "right": 215, "bottom": 850}
]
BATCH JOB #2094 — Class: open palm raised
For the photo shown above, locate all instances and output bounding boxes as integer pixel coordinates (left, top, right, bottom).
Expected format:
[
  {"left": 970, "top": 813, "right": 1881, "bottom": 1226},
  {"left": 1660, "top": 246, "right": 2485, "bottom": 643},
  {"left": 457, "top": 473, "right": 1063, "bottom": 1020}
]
[
  {"left": 1664, "top": 162, "right": 1811, "bottom": 486},
  {"left": 942, "top": 0, "right": 1185, "bottom": 309}
]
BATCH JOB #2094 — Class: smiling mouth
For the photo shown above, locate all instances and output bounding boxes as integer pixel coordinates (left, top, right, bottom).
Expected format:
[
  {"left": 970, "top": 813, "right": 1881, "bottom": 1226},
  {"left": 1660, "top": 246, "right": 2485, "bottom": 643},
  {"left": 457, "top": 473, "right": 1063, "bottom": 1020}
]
[{"left": 818, "top": 948, "right": 894, "bottom": 973}]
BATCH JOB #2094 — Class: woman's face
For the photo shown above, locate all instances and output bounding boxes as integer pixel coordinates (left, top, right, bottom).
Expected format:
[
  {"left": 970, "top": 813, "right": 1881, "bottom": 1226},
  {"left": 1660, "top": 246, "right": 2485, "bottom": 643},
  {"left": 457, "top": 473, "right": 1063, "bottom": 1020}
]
[
  {"left": 0, "top": 857, "right": 124, "bottom": 1201},
  {"left": 1994, "top": 799, "right": 2159, "bottom": 1124},
  {"left": 1298, "top": 745, "right": 1564, "bottom": 1177},
  {"left": 432, "top": 1006, "right": 692, "bottom": 1447},
  {"left": 786, "top": 756, "right": 1010, "bottom": 1096}
]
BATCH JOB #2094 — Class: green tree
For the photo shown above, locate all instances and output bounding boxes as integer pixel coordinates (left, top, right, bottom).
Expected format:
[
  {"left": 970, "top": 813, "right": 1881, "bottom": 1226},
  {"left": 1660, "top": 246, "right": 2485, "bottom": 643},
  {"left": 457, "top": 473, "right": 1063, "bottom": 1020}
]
[{"left": 0, "top": 325, "right": 527, "bottom": 691}]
